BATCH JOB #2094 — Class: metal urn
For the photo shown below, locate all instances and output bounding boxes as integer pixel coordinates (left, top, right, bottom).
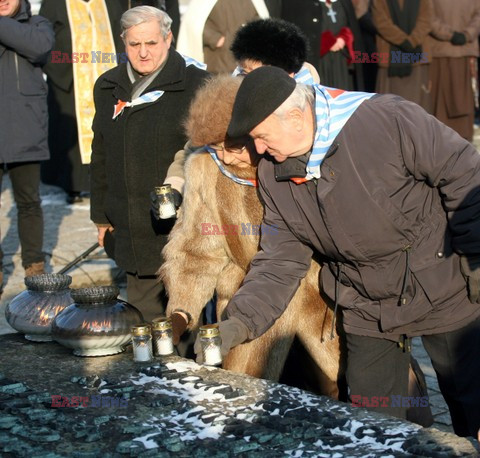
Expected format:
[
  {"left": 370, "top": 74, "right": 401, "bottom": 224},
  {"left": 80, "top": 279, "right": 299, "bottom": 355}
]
[
  {"left": 51, "top": 286, "right": 144, "bottom": 357},
  {"left": 5, "top": 274, "right": 73, "bottom": 342}
]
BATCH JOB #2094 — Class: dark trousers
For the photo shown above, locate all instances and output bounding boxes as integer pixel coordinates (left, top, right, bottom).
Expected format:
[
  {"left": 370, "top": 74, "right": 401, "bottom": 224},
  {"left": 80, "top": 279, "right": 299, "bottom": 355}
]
[
  {"left": 346, "top": 316, "right": 480, "bottom": 437},
  {"left": 0, "top": 162, "right": 44, "bottom": 268},
  {"left": 126, "top": 272, "right": 166, "bottom": 323}
]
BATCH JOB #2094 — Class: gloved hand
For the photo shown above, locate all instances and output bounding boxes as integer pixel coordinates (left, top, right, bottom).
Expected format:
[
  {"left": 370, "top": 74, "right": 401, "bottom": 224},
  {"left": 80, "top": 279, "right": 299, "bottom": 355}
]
[
  {"left": 194, "top": 316, "right": 249, "bottom": 364},
  {"left": 170, "top": 311, "right": 190, "bottom": 345},
  {"left": 460, "top": 255, "right": 480, "bottom": 303},
  {"left": 398, "top": 39, "right": 415, "bottom": 53},
  {"left": 451, "top": 32, "right": 467, "bottom": 46},
  {"left": 150, "top": 188, "right": 183, "bottom": 220}
]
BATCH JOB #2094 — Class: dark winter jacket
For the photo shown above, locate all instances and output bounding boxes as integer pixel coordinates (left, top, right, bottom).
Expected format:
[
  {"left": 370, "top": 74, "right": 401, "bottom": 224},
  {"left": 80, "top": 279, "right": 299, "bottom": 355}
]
[
  {"left": 226, "top": 94, "right": 480, "bottom": 341},
  {"left": 0, "top": 0, "right": 54, "bottom": 164},
  {"left": 90, "top": 50, "right": 208, "bottom": 276}
]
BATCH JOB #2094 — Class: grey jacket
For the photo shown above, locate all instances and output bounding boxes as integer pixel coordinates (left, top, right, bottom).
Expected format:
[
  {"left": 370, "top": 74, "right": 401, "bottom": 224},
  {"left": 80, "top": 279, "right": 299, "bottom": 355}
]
[
  {"left": 0, "top": 0, "right": 54, "bottom": 164},
  {"left": 226, "top": 94, "right": 480, "bottom": 341}
]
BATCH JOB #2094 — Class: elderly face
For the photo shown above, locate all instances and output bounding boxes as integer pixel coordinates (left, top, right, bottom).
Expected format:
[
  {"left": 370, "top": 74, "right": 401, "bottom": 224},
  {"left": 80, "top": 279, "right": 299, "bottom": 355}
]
[
  {"left": 208, "top": 142, "right": 257, "bottom": 168},
  {"left": 249, "top": 110, "right": 312, "bottom": 163},
  {"left": 124, "top": 20, "right": 172, "bottom": 76},
  {"left": 0, "top": 0, "right": 20, "bottom": 17}
]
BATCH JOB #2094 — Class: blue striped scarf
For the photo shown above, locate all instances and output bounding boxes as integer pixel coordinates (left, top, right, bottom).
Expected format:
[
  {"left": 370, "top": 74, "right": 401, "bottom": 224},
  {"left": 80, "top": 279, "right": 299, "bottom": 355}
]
[{"left": 306, "top": 86, "right": 375, "bottom": 180}]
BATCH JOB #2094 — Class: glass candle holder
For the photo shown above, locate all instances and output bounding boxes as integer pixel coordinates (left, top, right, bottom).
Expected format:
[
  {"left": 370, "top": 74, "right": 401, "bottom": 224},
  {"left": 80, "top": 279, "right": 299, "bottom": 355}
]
[
  {"left": 155, "top": 185, "right": 176, "bottom": 219},
  {"left": 152, "top": 317, "right": 174, "bottom": 356},
  {"left": 131, "top": 324, "right": 153, "bottom": 362},
  {"left": 199, "top": 324, "right": 222, "bottom": 366}
]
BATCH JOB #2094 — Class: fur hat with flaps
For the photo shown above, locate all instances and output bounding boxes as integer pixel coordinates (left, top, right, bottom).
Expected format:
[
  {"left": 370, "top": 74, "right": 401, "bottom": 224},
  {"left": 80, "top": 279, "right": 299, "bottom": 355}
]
[
  {"left": 230, "top": 18, "right": 308, "bottom": 74},
  {"left": 185, "top": 75, "right": 243, "bottom": 147}
]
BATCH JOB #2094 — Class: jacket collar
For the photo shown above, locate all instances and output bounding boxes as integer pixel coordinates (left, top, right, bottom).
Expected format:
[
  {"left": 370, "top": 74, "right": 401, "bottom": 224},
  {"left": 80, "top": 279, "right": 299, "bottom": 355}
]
[
  {"left": 274, "top": 143, "right": 339, "bottom": 182},
  {"left": 15, "top": 0, "right": 31, "bottom": 21},
  {"left": 100, "top": 50, "right": 188, "bottom": 102}
]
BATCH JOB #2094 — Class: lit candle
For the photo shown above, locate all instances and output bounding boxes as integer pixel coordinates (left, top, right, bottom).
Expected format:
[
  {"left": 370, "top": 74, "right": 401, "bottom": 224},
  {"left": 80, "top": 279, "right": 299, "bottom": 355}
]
[
  {"left": 204, "top": 344, "right": 222, "bottom": 366},
  {"left": 159, "top": 201, "right": 176, "bottom": 219},
  {"left": 155, "top": 337, "right": 174, "bottom": 356},
  {"left": 134, "top": 341, "right": 152, "bottom": 362}
]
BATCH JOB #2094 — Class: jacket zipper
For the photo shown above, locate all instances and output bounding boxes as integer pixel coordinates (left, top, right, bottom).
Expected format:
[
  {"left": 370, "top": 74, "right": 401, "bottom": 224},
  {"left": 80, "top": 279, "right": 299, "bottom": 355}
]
[{"left": 14, "top": 54, "right": 20, "bottom": 92}]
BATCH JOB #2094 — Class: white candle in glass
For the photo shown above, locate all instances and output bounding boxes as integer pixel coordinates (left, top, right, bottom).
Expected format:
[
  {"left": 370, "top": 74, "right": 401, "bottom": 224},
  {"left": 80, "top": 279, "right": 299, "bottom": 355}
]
[
  {"left": 134, "top": 341, "right": 152, "bottom": 362},
  {"left": 159, "top": 201, "right": 176, "bottom": 219},
  {"left": 155, "top": 337, "right": 173, "bottom": 355},
  {"left": 204, "top": 344, "right": 222, "bottom": 366}
]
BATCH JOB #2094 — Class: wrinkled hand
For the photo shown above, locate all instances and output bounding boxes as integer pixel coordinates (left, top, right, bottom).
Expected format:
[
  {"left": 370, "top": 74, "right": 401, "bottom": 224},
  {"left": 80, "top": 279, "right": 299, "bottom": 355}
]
[
  {"left": 194, "top": 317, "right": 249, "bottom": 364},
  {"left": 460, "top": 255, "right": 480, "bottom": 303},
  {"left": 330, "top": 37, "right": 346, "bottom": 52},
  {"left": 450, "top": 32, "right": 466, "bottom": 46},
  {"left": 170, "top": 312, "right": 189, "bottom": 345},
  {"left": 150, "top": 188, "right": 183, "bottom": 220}
]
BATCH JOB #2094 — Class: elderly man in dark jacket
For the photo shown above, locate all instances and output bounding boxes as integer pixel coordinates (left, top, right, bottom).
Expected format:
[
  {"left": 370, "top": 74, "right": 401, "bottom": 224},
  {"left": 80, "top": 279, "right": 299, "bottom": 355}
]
[
  {"left": 0, "top": 0, "right": 54, "bottom": 290},
  {"left": 90, "top": 6, "right": 208, "bottom": 322},
  {"left": 200, "top": 66, "right": 480, "bottom": 439}
]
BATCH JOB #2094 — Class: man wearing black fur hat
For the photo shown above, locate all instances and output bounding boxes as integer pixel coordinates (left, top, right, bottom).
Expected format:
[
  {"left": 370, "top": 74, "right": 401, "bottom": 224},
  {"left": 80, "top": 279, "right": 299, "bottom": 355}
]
[{"left": 199, "top": 65, "right": 480, "bottom": 439}]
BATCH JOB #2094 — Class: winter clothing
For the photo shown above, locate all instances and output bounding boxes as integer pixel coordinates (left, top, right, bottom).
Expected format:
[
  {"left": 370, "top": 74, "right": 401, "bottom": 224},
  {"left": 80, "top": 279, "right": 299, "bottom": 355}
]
[
  {"left": 0, "top": 0, "right": 53, "bottom": 164},
  {"left": 160, "top": 151, "right": 342, "bottom": 395},
  {"left": 90, "top": 50, "right": 208, "bottom": 277},
  {"left": 226, "top": 93, "right": 480, "bottom": 343},
  {"left": 0, "top": 162, "right": 45, "bottom": 268},
  {"left": 176, "top": 0, "right": 269, "bottom": 73},
  {"left": 372, "top": 0, "right": 432, "bottom": 111},
  {"left": 0, "top": 0, "right": 53, "bottom": 271},
  {"left": 39, "top": 0, "right": 127, "bottom": 195},
  {"left": 429, "top": 0, "right": 480, "bottom": 141},
  {"left": 281, "top": 0, "right": 365, "bottom": 90}
]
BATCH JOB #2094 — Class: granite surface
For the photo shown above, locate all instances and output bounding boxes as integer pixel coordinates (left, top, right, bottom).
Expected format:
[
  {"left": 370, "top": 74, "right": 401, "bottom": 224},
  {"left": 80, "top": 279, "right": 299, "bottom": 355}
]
[{"left": 0, "top": 333, "right": 477, "bottom": 457}]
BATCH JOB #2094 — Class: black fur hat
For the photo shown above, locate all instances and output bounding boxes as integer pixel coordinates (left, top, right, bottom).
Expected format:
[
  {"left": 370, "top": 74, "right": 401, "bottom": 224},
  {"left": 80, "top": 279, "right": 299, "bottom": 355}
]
[{"left": 230, "top": 18, "right": 308, "bottom": 74}]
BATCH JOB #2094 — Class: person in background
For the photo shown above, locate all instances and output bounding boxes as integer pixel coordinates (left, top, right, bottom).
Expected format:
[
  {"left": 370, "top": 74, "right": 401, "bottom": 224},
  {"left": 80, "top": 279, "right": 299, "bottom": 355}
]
[
  {"left": 0, "top": 0, "right": 54, "bottom": 289},
  {"left": 39, "top": 0, "right": 128, "bottom": 204},
  {"left": 206, "top": 65, "right": 480, "bottom": 437},
  {"left": 176, "top": 0, "right": 269, "bottom": 74},
  {"left": 281, "top": 0, "right": 365, "bottom": 90},
  {"left": 90, "top": 6, "right": 208, "bottom": 323},
  {"left": 352, "top": 0, "right": 377, "bottom": 92},
  {"left": 129, "top": 0, "right": 180, "bottom": 41},
  {"left": 429, "top": 0, "right": 480, "bottom": 142},
  {"left": 373, "top": 0, "right": 433, "bottom": 112}
]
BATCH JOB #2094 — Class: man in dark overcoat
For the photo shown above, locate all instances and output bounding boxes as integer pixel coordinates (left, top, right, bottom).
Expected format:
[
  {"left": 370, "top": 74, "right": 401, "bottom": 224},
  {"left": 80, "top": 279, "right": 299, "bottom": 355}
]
[{"left": 90, "top": 6, "right": 208, "bottom": 321}]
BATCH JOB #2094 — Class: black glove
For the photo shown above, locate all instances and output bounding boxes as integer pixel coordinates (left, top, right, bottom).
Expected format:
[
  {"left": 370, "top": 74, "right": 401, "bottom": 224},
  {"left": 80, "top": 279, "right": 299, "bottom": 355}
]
[
  {"left": 398, "top": 39, "right": 415, "bottom": 53},
  {"left": 460, "top": 255, "right": 480, "bottom": 303},
  {"left": 451, "top": 32, "right": 467, "bottom": 46},
  {"left": 150, "top": 188, "right": 183, "bottom": 220},
  {"left": 194, "top": 317, "right": 249, "bottom": 364}
]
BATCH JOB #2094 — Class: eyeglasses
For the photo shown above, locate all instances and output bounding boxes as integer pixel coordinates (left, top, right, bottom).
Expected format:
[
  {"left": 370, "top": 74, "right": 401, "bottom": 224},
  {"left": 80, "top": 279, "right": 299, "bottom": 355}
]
[{"left": 207, "top": 143, "right": 246, "bottom": 155}]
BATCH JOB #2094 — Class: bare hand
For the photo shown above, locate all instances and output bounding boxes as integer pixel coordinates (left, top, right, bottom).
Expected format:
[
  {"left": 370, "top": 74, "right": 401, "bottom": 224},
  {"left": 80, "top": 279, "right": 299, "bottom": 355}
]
[
  {"left": 330, "top": 37, "right": 346, "bottom": 52},
  {"left": 97, "top": 225, "right": 113, "bottom": 247}
]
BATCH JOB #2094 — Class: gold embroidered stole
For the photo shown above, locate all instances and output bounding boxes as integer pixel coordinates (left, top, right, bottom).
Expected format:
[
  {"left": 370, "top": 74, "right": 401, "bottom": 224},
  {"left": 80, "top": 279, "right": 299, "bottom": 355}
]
[{"left": 66, "top": 0, "right": 117, "bottom": 164}]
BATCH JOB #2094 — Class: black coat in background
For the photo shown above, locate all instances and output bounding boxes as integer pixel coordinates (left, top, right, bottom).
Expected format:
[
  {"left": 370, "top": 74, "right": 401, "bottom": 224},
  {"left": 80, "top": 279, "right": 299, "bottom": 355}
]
[
  {"left": 39, "top": 0, "right": 128, "bottom": 195},
  {"left": 0, "top": 0, "right": 54, "bottom": 164},
  {"left": 281, "top": 0, "right": 365, "bottom": 90},
  {"left": 90, "top": 50, "right": 208, "bottom": 276}
]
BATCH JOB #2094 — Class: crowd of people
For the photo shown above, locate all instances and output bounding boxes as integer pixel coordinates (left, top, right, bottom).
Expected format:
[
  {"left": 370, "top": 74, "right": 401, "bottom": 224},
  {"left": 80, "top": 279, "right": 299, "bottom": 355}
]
[{"left": 1, "top": 0, "right": 480, "bottom": 443}]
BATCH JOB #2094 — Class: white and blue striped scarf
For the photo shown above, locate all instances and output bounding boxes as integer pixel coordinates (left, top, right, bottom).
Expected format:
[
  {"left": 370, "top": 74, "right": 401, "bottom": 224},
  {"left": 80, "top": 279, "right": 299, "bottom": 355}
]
[
  {"left": 306, "top": 86, "right": 375, "bottom": 180},
  {"left": 232, "top": 64, "right": 317, "bottom": 85},
  {"left": 113, "top": 54, "right": 206, "bottom": 119}
]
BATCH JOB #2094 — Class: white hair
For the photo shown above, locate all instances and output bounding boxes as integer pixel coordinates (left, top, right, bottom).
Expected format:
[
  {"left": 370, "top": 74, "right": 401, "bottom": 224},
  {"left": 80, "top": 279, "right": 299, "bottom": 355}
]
[
  {"left": 274, "top": 83, "right": 315, "bottom": 119},
  {"left": 121, "top": 6, "right": 172, "bottom": 38}
]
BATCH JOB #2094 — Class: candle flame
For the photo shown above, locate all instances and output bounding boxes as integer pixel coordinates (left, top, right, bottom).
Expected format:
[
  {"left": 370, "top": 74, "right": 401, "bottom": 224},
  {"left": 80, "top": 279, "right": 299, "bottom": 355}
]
[{"left": 80, "top": 319, "right": 112, "bottom": 332}]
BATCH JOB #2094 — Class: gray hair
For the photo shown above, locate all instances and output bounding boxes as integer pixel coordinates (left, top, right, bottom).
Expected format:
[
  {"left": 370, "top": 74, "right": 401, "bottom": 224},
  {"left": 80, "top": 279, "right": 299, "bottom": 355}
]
[
  {"left": 121, "top": 6, "right": 172, "bottom": 39},
  {"left": 274, "top": 83, "right": 315, "bottom": 119}
]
